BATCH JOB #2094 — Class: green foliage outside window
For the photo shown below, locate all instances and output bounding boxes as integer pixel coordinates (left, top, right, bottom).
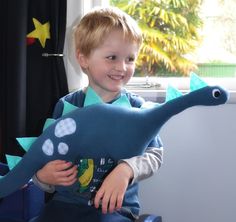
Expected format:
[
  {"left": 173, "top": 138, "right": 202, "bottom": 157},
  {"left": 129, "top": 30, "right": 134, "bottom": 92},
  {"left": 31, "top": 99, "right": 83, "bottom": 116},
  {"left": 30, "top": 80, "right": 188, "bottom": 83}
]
[{"left": 110, "top": 0, "right": 203, "bottom": 77}]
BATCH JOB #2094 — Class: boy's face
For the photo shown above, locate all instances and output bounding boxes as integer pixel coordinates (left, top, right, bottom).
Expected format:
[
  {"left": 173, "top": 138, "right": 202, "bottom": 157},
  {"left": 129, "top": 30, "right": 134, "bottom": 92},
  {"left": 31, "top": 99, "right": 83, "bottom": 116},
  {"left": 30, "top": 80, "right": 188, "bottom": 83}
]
[{"left": 77, "top": 29, "right": 139, "bottom": 102}]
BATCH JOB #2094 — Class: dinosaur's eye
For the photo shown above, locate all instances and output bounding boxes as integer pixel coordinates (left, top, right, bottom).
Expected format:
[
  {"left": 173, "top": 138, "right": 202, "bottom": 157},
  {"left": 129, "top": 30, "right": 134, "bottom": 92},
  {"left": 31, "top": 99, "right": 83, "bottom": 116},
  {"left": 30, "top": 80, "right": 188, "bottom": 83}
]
[{"left": 212, "top": 89, "right": 221, "bottom": 98}]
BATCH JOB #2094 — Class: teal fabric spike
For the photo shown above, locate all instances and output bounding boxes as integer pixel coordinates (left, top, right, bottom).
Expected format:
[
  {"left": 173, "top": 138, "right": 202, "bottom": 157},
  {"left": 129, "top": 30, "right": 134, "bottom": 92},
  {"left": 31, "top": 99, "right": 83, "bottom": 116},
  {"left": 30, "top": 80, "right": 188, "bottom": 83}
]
[
  {"left": 16, "top": 137, "right": 37, "bottom": 152},
  {"left": 43, "top": 118, "right": 56, "bottom": 131},
  {"left": 84, "top": 86, "right": 131, "bottom": 108},
  {"left": 165, "top": 85, "right": 182, "bottom": 102},
  {"left": 84, "top": 87, "right": 103, "bottom": 107},
  {"left": 6, "top": 154, "right": 22, "bottom": 170},
  {"left": 112, "top": 94, "right": 132, "bottom": 108},
  {"left": 62, "top": 101, "right": 78, "bottom": 116},
  {"left": 190, "top": 72, "right": 208, "bottom": 91}
]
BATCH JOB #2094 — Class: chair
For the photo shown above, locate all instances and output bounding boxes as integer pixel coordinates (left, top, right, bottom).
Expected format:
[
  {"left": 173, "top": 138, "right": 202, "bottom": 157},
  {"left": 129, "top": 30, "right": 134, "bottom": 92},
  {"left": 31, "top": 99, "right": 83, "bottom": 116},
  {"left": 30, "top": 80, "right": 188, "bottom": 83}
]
[
  {"left": 137, "top": 214, "right": 162, "bottom": 222},
  {"left": 0, "top": 163, "right": 45, "bottom": 222}
]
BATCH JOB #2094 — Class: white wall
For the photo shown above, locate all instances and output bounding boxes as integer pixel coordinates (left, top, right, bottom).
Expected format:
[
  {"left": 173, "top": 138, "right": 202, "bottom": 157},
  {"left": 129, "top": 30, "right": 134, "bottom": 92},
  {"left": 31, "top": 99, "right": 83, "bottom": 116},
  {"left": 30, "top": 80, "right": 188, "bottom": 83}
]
[{"left": 139, "top": 104, "right": 236, "bottom": 222}]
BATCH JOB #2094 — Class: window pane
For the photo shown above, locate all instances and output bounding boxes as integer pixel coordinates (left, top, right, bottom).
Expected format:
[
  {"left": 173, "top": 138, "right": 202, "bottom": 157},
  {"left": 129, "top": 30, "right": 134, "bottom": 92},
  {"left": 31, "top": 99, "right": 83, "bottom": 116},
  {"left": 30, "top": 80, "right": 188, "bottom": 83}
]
[
  {"left": 194, "top": 0, "right": 236, "bottom": 78},
  {"left": 110, "top": 0, "right": 236, "bottom": 78}
]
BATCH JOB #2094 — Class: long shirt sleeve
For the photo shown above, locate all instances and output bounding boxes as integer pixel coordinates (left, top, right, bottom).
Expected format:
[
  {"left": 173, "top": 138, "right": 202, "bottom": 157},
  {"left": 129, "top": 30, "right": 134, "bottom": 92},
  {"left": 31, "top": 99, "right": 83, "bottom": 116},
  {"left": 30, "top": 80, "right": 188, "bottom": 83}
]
[{"left": 120, "top": 146, "right": 163, "bottom": 184}]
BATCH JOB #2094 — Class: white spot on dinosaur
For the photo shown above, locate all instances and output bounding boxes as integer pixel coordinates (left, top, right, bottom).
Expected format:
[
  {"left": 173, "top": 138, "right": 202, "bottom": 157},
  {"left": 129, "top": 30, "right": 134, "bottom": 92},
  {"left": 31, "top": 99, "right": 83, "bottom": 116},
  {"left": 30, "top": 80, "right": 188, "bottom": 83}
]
[
  {"left": 42, "top": 139, "right": 54, "bottom": 156},
  {"left": 58, "top": 142, "right": 69, "bottom": 155},
  {"left": 55, "top": 118, "right": 76, "bottom": 138}
]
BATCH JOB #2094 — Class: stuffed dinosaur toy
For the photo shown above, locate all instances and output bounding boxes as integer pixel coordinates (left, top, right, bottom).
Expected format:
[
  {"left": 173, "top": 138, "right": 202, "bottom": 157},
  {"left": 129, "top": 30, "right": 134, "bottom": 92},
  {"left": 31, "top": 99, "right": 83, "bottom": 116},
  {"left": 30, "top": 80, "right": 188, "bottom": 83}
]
[{"left": 0, "top": 73, "right": 229, "bottom": 198}]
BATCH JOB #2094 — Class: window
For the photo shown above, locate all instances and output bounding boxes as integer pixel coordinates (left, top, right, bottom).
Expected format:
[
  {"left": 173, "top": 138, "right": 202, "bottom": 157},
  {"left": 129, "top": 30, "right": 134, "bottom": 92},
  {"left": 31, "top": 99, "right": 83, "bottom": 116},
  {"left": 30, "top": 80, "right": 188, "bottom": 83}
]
[
  {"left": 109, "top": 0, "right": 236, "bottom": 103},
  {"left": 65, "top": 0, "right": 236, "bottom": 103}
]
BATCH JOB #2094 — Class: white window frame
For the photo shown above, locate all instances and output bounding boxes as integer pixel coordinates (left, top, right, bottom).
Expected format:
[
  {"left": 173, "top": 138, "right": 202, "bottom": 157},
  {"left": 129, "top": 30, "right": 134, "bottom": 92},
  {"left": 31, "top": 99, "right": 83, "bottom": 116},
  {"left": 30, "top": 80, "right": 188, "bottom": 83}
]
[{"left": 128, "top": 77, "right": 236, "bottom": 104}]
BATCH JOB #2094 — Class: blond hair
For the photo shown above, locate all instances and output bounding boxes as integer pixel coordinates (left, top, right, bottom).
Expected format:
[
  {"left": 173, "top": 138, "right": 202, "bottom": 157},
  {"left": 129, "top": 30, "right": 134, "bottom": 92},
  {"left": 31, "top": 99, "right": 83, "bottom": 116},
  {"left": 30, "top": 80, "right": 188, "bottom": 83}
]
[{"left": 73, "top": 6, "right": 142, "bottom": 56}]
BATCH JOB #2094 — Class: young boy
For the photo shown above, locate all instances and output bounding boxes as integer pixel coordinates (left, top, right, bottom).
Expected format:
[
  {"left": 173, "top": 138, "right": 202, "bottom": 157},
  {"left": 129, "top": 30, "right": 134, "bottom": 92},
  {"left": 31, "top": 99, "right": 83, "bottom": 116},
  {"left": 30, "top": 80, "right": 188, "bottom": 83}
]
[{"left": 32, "top": 6, "right": 163, "bottom": 222}]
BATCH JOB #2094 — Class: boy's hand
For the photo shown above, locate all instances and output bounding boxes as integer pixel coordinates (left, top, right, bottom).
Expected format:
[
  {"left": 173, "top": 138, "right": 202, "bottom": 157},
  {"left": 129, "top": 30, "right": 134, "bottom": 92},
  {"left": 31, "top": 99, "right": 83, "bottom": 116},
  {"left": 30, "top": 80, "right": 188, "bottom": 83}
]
[
  {"left": 36, "top": 160, "right": 78, "bottom": 186},
  {"left": 94, "top": 162, "right": 134, "bottom": 214}
]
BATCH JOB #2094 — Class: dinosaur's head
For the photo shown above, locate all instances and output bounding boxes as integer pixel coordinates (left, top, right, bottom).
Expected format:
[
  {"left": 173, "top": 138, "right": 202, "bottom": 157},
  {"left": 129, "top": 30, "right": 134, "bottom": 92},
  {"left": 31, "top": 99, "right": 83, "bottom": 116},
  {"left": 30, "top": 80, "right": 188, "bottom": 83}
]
[{"left": 192, "top": 85, "right": 229, "bottom": 106}]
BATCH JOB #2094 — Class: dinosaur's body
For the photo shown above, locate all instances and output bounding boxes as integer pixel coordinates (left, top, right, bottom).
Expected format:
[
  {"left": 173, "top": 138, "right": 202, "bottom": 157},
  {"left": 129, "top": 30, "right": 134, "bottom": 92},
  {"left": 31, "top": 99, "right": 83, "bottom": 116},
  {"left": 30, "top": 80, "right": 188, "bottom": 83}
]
[{"left": 0, "top": 84, "right": 229, "bottom": 198}]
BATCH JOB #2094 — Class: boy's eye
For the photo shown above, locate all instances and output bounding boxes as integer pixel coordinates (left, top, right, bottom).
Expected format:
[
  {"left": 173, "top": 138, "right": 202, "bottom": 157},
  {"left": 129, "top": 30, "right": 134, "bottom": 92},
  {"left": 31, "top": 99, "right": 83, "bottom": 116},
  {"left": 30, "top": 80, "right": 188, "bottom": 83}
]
[
  {"left": 128, "top": 57, "right": 135, "bottom": 62},
  {"left": 106, "top": 55, "right": 116, "bottom": 60}
]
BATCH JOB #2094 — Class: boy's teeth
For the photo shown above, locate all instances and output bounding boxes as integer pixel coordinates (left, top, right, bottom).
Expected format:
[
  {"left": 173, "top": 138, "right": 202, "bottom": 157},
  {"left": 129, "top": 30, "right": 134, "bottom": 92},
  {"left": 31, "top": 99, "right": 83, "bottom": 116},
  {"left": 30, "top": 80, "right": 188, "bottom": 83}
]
[{"left": 109, "top": 75, "right": 123, "bottom": 80}]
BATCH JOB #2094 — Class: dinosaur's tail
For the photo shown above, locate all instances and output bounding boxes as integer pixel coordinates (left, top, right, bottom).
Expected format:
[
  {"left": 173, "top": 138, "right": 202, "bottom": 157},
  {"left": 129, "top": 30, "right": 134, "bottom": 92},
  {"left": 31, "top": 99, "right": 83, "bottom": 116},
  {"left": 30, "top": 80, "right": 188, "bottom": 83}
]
[{"left": 0, "top": 150, "right": 45, "bottom": 198}]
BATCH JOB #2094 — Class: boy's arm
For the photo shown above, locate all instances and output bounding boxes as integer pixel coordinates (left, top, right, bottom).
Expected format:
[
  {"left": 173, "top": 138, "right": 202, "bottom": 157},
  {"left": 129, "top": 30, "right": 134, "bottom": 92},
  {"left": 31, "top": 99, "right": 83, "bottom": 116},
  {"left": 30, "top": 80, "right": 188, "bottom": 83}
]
[
  {"left": 94, "top": 145, "right": 163, "bottom": 213},
  {"left": 32, "top": 174, "right": 55, "bottom": 193},
  {"left": 119, "top": 146, "right": 163, "bottom": 184}
]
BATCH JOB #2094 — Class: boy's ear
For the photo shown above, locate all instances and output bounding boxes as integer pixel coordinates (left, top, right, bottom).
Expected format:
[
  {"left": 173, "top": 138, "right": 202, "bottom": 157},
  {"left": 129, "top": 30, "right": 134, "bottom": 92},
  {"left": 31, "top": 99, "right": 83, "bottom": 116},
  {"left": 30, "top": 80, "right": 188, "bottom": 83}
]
[{"left": 76, "top": 49, "right": 88, "bottom": 69}]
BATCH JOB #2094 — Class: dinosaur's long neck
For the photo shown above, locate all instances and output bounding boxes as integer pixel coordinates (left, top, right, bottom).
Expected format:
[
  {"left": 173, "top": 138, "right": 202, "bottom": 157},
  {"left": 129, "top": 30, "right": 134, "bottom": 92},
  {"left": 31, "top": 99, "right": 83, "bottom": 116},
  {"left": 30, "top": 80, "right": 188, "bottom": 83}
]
[
  {"left": 143, "top": 90, "right": 202, "bottom": 134},
  {"left": 160, "top": 91, "right": 199, "bottom": 119}
]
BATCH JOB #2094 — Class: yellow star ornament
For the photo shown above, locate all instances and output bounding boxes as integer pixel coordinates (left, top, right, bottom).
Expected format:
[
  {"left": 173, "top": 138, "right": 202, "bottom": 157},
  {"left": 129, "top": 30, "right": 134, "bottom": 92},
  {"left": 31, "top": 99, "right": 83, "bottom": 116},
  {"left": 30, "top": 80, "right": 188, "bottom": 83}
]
[{"left": 27, "top": 18, "right": 50, "bottom": 48}]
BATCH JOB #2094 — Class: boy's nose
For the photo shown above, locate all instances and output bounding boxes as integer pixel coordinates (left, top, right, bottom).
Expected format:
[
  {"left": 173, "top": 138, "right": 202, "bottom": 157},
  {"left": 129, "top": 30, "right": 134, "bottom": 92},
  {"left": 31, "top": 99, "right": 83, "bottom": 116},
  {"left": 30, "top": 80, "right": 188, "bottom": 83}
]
[{"left": 114, "top": 61, "right": 127, "bottom": 72}]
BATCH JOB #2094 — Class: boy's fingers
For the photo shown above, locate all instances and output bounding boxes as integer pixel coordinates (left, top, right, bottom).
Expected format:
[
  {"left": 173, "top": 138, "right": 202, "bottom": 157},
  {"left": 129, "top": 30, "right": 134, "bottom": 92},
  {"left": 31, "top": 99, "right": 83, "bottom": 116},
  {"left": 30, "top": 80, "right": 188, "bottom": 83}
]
[
  {"left": 101, "top": 194, "right": 109, "bottom": 214},
  {"left": 55, "top": 161, "right": 74, "bottom": 171},
  {"left": 94, "top": 189, "right": 104, "bottom": 208},
  {"left": 115, "top": 193, "right": 123, "bottom": 210},
  {"left": 108, "top": 193, "right": 117, "bottom": 213},
  {"left": 57, "top": 165, "right": 78, "bottom": 178}
]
